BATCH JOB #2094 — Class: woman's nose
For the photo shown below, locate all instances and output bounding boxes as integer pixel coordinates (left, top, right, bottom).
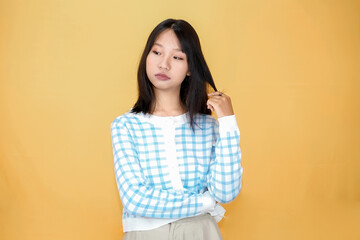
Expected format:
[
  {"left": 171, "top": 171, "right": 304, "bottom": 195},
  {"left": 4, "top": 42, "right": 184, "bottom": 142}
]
[{"left": 159, "top": 57, "right": 170, "bottom": 70}]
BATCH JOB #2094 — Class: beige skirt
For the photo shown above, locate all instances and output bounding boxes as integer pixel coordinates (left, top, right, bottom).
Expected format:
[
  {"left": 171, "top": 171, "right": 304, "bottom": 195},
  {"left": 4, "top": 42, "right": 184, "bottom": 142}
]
[{"left": 123, "top": 214, "right": 222, "bottom": 240}]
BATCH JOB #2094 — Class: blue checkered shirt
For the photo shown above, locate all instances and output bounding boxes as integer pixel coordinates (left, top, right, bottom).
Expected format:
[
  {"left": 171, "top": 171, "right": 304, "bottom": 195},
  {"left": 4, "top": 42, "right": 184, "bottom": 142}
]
[{"left": 111, "top": 111, "right": 242, "bottom": 232}]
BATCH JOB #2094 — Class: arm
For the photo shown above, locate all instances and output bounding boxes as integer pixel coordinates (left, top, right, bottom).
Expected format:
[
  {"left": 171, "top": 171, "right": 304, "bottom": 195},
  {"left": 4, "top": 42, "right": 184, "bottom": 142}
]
[
  {"left": 111, "top": 118, "right": 215, "bottom": 218},
  {"left": 207, "top": 115, "right": 243, "bottom": 203},
  {"left": 206, "top": 92, "right": 243, "bottom": 203}
]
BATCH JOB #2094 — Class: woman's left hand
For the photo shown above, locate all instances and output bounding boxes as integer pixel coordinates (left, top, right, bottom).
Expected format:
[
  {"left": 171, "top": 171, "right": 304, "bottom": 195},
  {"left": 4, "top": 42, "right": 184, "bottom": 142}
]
[{"left": 207, "top": 91, "right": 234, "bottom": 118}]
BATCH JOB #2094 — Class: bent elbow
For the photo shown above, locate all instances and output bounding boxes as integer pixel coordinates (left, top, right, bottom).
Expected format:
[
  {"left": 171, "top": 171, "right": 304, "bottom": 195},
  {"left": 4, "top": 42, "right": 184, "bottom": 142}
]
[
  {"left": 121, "top": 197, "right": 143, "bottom": 216},
  {"left": 214, "top": 182, "right": 242, "bottom": 204}
]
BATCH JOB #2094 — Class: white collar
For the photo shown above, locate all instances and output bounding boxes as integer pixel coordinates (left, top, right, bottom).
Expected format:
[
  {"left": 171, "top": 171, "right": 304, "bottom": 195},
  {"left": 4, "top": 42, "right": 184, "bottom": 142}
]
[{"left": 129, "top": 110, "right": 189, "bottom": 126}]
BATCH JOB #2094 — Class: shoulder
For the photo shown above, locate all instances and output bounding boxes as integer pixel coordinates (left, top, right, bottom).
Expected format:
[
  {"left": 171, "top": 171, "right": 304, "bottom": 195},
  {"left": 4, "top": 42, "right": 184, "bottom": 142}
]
[
  {"left": 192, "top": 113, "right": 218, "bottom": 130},
  {"left": 195, "top": 113, "right": 217, "bottom": 124},
  {"left": 111, "top": 111, "right": 144, "bottom": 129}
]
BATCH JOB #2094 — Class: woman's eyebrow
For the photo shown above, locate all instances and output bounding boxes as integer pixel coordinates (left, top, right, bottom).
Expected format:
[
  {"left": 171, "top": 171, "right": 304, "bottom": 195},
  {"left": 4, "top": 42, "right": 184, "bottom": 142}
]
[{"left": 153, "top": 42, "right": 183, "bottom": 52}]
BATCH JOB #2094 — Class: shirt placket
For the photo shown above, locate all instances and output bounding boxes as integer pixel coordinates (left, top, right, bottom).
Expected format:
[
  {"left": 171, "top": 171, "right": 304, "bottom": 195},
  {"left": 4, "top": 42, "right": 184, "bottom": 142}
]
[{"left": 162, "top": 119, "right": 184, "bottom": 192}]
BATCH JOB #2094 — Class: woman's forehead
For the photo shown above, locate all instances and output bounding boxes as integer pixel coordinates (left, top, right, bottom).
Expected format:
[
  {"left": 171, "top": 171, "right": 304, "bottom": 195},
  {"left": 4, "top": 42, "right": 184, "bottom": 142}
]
[{"left": 153, "top": 29, "right": 183, "bottom": 51}]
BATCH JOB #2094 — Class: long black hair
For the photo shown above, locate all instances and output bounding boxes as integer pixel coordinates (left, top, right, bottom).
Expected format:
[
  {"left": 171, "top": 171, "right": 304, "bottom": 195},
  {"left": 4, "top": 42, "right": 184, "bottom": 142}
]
[{"left": 131, "top": 18, "right": 218, "bottom": 130}]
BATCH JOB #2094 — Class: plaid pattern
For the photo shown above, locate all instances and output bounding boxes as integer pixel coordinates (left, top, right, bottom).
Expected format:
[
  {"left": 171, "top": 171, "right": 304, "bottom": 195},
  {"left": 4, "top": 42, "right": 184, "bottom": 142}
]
[{"left": 111, "top": 112, "right": 242, "bottom": 220}]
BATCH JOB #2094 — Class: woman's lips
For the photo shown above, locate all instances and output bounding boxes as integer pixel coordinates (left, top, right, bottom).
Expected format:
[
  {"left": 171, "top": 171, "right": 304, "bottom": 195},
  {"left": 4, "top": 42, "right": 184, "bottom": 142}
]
[{"left": 155, "top": 73, "right": 170, "bottom": 80}]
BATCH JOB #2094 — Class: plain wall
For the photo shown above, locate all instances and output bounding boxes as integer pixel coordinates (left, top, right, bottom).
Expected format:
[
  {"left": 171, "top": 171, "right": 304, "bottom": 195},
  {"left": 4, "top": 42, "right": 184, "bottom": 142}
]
[{"left": 1, "top": 0, "right": 359, "bottom": 239}]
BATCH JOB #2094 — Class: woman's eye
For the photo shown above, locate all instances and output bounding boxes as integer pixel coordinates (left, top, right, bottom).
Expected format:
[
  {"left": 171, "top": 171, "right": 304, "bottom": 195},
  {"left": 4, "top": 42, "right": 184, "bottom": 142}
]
[{"left": 152, "top": 50, "right": 183, "bottom": 60}]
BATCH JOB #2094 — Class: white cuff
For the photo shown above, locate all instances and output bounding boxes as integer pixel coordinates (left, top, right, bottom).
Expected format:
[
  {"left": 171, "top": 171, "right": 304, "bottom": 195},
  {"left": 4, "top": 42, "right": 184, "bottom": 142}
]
[
  {"left": 218, "top": 115, "right": 240, "bottom": 138},
  {"left": 209, "top": 203, "right": 226, "bottom": 223},
  {"left": 201, "top": 191, "right": 215, "bottom": 214}
]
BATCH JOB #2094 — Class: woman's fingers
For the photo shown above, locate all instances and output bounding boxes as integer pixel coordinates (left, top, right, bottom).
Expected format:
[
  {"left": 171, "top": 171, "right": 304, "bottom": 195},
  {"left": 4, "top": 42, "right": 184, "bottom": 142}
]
[
  {"left": 208, "top": 91, "right": 226, "bottom": 97},
  {"left": 207, "top": 103, "right": 215, "bottom": 111},
  {"left": 207, "top": 91, "right": 234, "bottom": 118}
]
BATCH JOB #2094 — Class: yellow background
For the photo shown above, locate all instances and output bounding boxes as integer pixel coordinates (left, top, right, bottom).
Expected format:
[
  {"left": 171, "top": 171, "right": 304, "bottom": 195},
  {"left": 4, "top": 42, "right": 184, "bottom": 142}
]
[{"left": 1, "top": 0, "right": 359, "bottom": 239}]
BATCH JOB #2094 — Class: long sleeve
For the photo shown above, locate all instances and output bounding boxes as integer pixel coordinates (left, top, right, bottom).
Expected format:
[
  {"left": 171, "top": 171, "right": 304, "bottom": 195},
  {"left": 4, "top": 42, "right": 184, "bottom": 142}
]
[
  {"left": 111, "top": 118, "right": 214, "bottom": 219},
  {"left": 207, "top": 115, "right": 243, "bottom": 203}
]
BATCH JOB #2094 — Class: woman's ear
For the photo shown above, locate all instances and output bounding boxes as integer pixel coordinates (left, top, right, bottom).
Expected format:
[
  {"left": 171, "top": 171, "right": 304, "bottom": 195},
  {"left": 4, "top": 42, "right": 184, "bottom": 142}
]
[{"left": 187, "top": 72, "right": 191, "bottom": 76}]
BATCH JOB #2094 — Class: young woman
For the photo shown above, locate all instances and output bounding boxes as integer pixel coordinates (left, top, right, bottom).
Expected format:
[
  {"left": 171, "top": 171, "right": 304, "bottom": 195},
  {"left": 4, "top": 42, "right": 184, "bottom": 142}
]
[{"left": 111, "top": 18, "right": 243, "bottom": 240}]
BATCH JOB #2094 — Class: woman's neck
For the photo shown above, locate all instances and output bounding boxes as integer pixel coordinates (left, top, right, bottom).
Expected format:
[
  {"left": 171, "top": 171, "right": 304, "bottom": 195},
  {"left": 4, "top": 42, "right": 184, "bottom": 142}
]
[{"left": 151, "top": 91, "right": 186, "bottom": 117}]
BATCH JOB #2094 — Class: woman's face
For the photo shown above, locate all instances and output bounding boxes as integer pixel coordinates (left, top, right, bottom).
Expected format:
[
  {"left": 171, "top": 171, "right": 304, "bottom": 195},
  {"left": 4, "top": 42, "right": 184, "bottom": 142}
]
[{"left": 146, "top": 28, "right": 190, "bottom": 94}]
